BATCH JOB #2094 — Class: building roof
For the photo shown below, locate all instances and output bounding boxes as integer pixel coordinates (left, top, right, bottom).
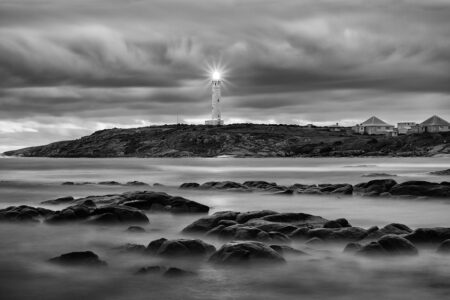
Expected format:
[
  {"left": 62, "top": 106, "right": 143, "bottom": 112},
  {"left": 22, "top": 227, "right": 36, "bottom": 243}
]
[
  {"left": 420, "top": 115, "right": 450, "bottom": 126},
  {"left": 361, "top": 116, "right": 392, "bottom": 126}
]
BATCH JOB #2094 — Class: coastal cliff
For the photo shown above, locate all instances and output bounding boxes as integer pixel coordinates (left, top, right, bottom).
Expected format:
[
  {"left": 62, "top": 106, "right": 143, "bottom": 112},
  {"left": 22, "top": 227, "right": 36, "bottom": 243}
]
[{"left": 3, "top": 124, "right": 450, "bottom": 158}]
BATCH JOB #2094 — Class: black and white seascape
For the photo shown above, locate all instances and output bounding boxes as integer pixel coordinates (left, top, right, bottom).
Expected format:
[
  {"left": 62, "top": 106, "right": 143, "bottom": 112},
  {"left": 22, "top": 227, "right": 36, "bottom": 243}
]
[{"left": 1, "top": 1, "right": 450, "bottom": 300}]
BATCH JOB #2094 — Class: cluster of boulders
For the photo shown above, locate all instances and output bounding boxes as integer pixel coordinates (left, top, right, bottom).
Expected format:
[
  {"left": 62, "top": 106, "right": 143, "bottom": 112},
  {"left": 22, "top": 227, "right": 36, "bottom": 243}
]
[
  {"left": 180, "top": 179, "right": 450, "bottom": 198},
  {"left": 0, "top": 190, "right": 209, "bottom": 223},
  {"left": 41, "top": 190, "right": 209, "bottom": 214},
  {"left": 62, "top": 181, "right": 150, "bottom": 186}
]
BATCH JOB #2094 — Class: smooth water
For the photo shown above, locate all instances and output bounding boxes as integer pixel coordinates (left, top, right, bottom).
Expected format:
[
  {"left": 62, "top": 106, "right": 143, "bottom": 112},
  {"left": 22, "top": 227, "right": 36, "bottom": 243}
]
[{"left": 0, "top": 157, "right": 449, "bottom": 300}]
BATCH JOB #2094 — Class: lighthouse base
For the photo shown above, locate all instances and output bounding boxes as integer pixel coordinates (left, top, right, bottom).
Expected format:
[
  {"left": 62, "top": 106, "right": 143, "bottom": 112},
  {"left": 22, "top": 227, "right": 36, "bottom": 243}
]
[{"left": 205, "top": 119, "right": 224, "bottom": 126}]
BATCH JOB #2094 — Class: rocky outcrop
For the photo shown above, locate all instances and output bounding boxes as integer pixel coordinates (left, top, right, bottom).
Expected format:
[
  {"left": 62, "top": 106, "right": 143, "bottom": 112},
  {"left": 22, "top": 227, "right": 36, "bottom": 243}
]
[
  {"left": 49, "top": 251, "right": 107, "bottom": 266},
  {"left": 0, "top": 205, "right": 54, "bottom": 222},
  {"left": 209, "top": 241, "right": 285, "bottom": 264},
  {"left": 4, "top": 124, "right": 450, "bottom": 158},
  {"left": 146, "top": 238, "right": 216, "bottom": 257},
  {"left": 179, "top": 179, "right": 450, "bottom": 198}
]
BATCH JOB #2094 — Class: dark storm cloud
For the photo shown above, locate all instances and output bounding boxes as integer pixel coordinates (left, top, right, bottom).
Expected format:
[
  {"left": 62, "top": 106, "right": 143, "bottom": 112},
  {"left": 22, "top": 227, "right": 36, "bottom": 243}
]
[{"left": 0, "top": 0, "right": 450, "bottom": 150}]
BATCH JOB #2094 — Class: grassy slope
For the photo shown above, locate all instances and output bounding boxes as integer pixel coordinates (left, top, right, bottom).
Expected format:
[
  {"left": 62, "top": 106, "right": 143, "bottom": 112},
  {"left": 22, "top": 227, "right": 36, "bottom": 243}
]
[{"left": 4, "top": 124, "right": 450, "bottom": 157}]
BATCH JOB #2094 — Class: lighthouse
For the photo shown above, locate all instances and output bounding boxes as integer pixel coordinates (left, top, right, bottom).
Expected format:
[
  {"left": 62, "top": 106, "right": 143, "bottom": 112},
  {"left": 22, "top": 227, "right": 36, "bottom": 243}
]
[{"left": 205, "top": 71, "right": 224, "bottom": 125}]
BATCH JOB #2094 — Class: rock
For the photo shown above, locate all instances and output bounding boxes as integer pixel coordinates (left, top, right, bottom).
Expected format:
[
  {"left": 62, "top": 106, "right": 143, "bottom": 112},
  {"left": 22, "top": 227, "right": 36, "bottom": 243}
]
[
  {"left": 45, "top": 203, "right": 94, "bottom": 223},
  {"left": 179, "top": 182, "right": 200, "bottom": 189},
  {"left": 289, "top": 227, "right": 310, "bottom": 240},
  {"left": 218, "top": 220, "right": 237, "bottom": 227},
  {"left": 98, "top": 181, "right": 121, "bottom": 185},
  {"left": 429, "top": 169, "right": 450, "bottom": 176},
  {"left": 330, "top": 184, "right": 353, "bottom": 195},
  {"left": 126, "top": 226, "right": 146, "bottom": 233},
  {"left": 364, "top": 223, "right": 412, "bottom": 240},
  {"left": 41, "top": 196, "right": 75, "bottom": 205},
  {"left": 389, "top": 181, "right": 450, "bottom": 198},
  {"left": 0, "top": 205, "right": 53, "bottom": 222},
  {"left": 135, "top": 265, "right": 164, "bottom": 275},
  {"left": 377, "top": 235, "right": 418, "bottom": 255},
  {"left": 163, "top": 267, "right": 196, "bottom": 277},
  {"left": 270, "top": 245, "right": 308, "bottom": 256},
  {"left": 367, "top": 226, "right": 379, "bottom": 234},
  {"left": 404, "top": 227, "right": 450, "bottom": 245},
  {"left": 362, "top": 173, "right": 397, "bottom": 177},
  {"left": 209, "top": 241, "right": 285, "bottom": 265},
  {"left": 236, "top": 210, "right": 278, "bottom": 224},
  {"left": 199, "top": 181, "right": 245, "bottom": 190},
  {"left": 242, "top": 181, "right": 278, "bottom": 190},
  {"left": 258, "top": 213, "right": 328, "bottom": 227},
  {"left": 49, "top": 251, "right": 106, "bottom": 266},
  {"left": 323, "top": 220, "right": 343, "bottom": 229},
  {"left": 353, "top": 179, "right": 397, "bottom": 196},
  {"left": 182, "top": 211, "right": 239, "bottom": 234},
  {"left": 126, "top": 181, "right": 148, "bottom": 186},
  {"left": 343, "top": 242, "right": 362, "bottom": 253},
  {"left": 356, "top": 242, "right": 387, "bottom": 256},
  {"left": 305, "top": 237, "right": 324, "bottom": 246},
  {"left": 436, "top": 239, "right": 450, "bottom": 254},
  {"left": 146, "top": 238, "right": 215, "bottom": 257},
  {"left": 357, "top": 235, "right": 418, "bottom": 256},
  {"left": 62, "top": 182, "right": 75, "bottom": 185},
  {"left": 335, "top": 218, "right": 352, "bottom": 227},
  {"left": 307, "top": 227, "right": 368, "bottom": 242},
  {"left": 90, "top": 205, "right": 149, "bottom": 224}
]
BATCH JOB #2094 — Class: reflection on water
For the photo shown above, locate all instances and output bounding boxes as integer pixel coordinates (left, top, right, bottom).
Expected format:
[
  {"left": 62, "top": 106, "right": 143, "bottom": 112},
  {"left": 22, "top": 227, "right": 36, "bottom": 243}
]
[{"left": 0, "top": 157, "right": 450, "bottom": 299}]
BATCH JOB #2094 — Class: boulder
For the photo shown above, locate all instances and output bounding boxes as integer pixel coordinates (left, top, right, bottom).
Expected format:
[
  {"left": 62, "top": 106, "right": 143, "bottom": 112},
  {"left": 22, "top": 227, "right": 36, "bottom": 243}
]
[
  {"left": 45, "top": 203, "right": 94, "bottom": 223},
  {"left": 307, "top": 227, "right": 368, "bottom": 242},
  {"left": 364, "top": 223, "right": 412, "bottom": 240},
  {"left": 353, "top": 179, "right": 397, "bottom": 196},
  {"left": 0, "top": 205, "right": 53, "bottom": 222},
  {"left": 146, "top": 238, "right": 216, "bottom": 257},
  {"left": 404, "top": 227, "right": 450, "bottom": 245},
  {"left": 209, "top": 241, "right": 285, "bottom": 265},
  {"left": 91, "top": 205, "right": 149, "bottom": 224},
  {"left": 41, "top": 196, "right": 75, "bottom": 205},
  {"left": 436, "top": 239, "right": 450, "bottom": 254},
  {"left": 305, "top": 237, "right": 324, "bottom": 246},
  {"left": 258, "top": 213, "right": 328, "bottom": 228},
  {"left": 343, "top": 242, "right": 362, "bottom": 253},
  {"left": 357, "top": 235, "right": 418, "bottom": 256},
  {"left": 242, "top": 181, "right": 278, "bottom": 190},
  {"left": 126, "top": 181, "right": 148, "bottom": 186},
  {"left": 289, "top": 227, "right": 310, "bottom": 240},
  {"left": 182, "top": 211, "right": 239, "bottom": 234},
  {"left": 114, "top": 243, "right": 146, "bottom": 253},
  {"left": 179, "top": 182, "right": 200, "bottom": 189},
  {"left": 270, "top": 245, "right": 308, "bottom": 256},
  {"left": 126, "top": 226, "right": 146, "bottom": 233},
  {"left": 98, "top": 181, "right": 121, "bottom": 185},
  {"left": 356, "top": 242, "right": 388, "bottom": 256},
  {"left": 49, "top": 251, "right": 106, "bottom": 266},
  {"left": 389, "top": 181, "right": 450, "bottom": 198},
  {"left": 135, "top": 265, "right": 164, "bottom": 275},
  {"left": 235, "top": 210, "right": 278, "bottom": 224}
]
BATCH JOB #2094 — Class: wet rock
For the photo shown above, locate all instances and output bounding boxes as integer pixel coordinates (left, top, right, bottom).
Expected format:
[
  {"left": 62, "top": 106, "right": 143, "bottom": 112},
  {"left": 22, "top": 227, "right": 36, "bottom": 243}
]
[
  {"left": 323, "top": 220, "right": 342, "bottom": 229},
  {"left": 357, "top": 235, "right": 418, "bottom": 256},
  {"left": 91, "top": 205, "right": 149, "bottom": 224},
  {"left": 98, "top": 181, "right": 121, "bottom": 185},
  {"left": 330, "top": 184, "right": 353, "bottom": 195},
  {"left": 146, "top": 238, "right": 215, "bottom": 257},
  {"left": 242, "top": 181, "right": 278, "bottom": 190},
  {"left": 209, "top": 241, "right": 285, "bottom": 265},
  {"left": 364, "top": 223, "right": 412, "bottom": 240},
  {"left": 362, "top": 173, "right": 397, "bottom": 177},
  {"left": 126, "top": 226, "right": 146, "bottom": 233},
  {"left": 436, "top": 239, "right": 450, "bottom": 254},
  {"left": 45, "top": 203, "right": 94, "bottom": 223},
  {"left": 182, "top": 211, "right": 239, "bottom": 234},
  {"left": 389, "top": 181, "right": 450, "bottom": 198},
  {"left": 404, "top": 227, "right": 450, "bottom": 245},
  {"left": 377, "top": 235, "right": 418, "bottom": 255},
  {"left": 49, "top": 251, "right": 106, "bottom": 266},
  {"left": 179, "top": 182, "right": 200, "bottom": 189},
  {"left": 289, "top": 227, "right": 310, "bottom": 240},
  {"left": 163, "top": 267, "right": 196, "bottom": 277},
  {"left": 199, "top": 181, "right": 245, "bottom": 190},
  {"left": 218, "top": 219, "right": 237, "bottom": 227},
  {"left": 305, "top": 237, "right": 324, "bottom": 246},
  {"left": 126, "top": 181, "right": 148, "bottom": 186},
  {"left": 270, "top": 245, "right": 308, "bottom": 256},
  {"left": 258, "top": 213, "right": 328, "bottom": 227},
  {"left": 0, "top": 205, "right": 53, "bottom": 222},
  {"left": 343, "top": 242, "right": 362, "bottom": 253},
  {"left": 236, "top": 210, "right": 278, "bottom": 224},
  {"left": 62, "top": 182, "right": 75, "bottom": 185},
  {"left": 135, "top": 265, "right": 164, "bottom": 275},
  {"left": 307, "top": 227, "right": 368, "bottom": 242},
  {"left": 429, "top": 169, "right": 450, "bottom": 176},
  {"left": 353, "top": 179, "right": 397, "bottom": 196},
  {"left": 41, "top": 196, "right": 75, "bottom": 205}
]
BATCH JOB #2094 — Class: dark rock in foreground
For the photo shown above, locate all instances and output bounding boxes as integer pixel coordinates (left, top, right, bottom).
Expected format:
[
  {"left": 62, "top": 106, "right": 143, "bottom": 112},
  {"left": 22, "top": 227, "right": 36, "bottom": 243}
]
[
  {"left": 146, "top": 238, "right": 216, "bottom": 257},
  {"left": 49, "top": 251, "right": 107, "bottom": 266},
  {"left": 209, "top": 241, "right": 285, "bottom": 265}
]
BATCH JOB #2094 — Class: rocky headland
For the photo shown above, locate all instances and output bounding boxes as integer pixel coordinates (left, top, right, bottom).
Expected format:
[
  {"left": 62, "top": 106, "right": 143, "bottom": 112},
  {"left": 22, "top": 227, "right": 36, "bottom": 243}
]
[{"left": 3, "top": 124, "right": 450, "bottom": 157}]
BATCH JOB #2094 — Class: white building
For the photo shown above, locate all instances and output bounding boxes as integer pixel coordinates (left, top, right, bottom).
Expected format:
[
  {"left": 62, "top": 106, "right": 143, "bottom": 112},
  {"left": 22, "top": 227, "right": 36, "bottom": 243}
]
[
  {"left": 397, "top": 122, "right": 416, "bottom": 135},
  {"left": 205, "top": 73, "right": 224, "bottom": 126},
  {"left": 419, "top": 115, "right": 450, "bottom": 133},
  {"left": 353, "top": 116, "right": 395, "bottom": 135}
]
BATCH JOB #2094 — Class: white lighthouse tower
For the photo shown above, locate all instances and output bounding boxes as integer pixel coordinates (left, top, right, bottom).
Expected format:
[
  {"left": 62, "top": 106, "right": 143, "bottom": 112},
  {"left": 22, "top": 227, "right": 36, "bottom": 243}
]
[{"left": 205, "top": 71, "right": 224, "bottom": 125}]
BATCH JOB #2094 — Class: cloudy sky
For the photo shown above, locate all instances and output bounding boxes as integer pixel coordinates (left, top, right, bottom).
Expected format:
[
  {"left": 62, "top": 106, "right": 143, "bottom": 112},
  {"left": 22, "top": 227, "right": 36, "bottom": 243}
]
[{"left": 1, "top": 0, "right": 449, "bottom": 151}]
